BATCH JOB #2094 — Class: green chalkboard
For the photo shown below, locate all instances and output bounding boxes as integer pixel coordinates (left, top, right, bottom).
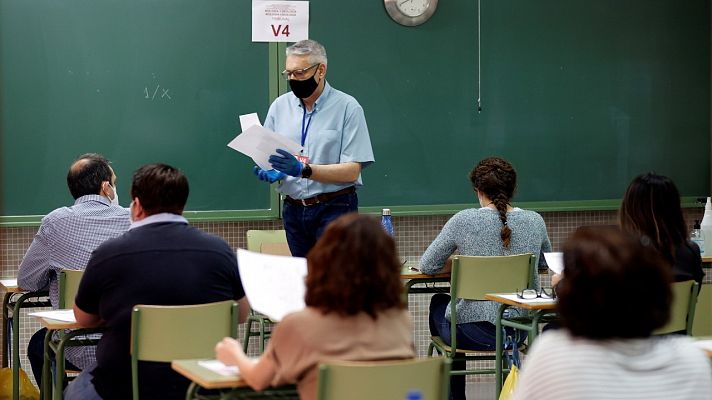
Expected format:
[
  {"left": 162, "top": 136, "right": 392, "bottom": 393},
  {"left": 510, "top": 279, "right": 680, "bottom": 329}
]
[
  {"left": 0, "top": 0, "right": 275, "bottom": 222},
  {"left": 310, "top": 0, "right": 710, "bottom": 211},
  {"left": 1, "top": 0, "right": 710, "bottom": 224}
]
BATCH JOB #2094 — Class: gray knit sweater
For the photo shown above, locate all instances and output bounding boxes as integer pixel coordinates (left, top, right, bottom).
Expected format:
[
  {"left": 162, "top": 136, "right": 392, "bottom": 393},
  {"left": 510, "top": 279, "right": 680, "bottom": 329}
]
[{"left": 420, "top": 207, "right": 552, "bottom": 325}]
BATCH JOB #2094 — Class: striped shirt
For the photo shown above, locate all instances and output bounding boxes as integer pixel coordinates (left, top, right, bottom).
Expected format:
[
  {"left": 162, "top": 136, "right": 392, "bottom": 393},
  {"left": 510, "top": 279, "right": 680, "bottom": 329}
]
[
  {"left": 420, "top": 207, "right": 551, "bottom": 325},
  {"left": 512, "top": 330, "right": 712, "bottom": 400},
  {"left": 18, "top": 194, "right": 130, "bottom": 369}
]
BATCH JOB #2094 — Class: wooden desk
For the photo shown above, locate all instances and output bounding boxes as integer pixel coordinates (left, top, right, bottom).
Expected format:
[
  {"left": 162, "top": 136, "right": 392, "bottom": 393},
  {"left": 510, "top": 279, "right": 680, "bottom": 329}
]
[
  {"left": 484, "top": 293, "right": 557, "bottom": 398},
  {"left": 400, "top": 265, "right": 450, "bottom": 303},
  {"left": 1, "top": 279, "right": 51, "bottom": 400},
  {"left": 33, "top": 312, "right": 101, "bottom": 400},
  {"left": 172, "top": 359, "right": 298, "bottom": 400}
]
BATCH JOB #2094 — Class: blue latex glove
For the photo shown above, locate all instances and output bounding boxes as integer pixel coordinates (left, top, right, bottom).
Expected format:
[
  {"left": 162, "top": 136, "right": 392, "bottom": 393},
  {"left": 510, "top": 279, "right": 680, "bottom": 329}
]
[
  {"left": 269, "top": 149, "right": 303, "bottom": 177},
  {"left": 253, "top": 166, "right": 286, "bottom": 183}
]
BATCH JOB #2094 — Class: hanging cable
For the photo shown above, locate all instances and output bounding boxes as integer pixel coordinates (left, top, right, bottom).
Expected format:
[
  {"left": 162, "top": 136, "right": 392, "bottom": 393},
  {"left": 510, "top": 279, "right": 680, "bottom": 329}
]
[{"left": 477, "top": 0, "right": 482, "bottom": 113}]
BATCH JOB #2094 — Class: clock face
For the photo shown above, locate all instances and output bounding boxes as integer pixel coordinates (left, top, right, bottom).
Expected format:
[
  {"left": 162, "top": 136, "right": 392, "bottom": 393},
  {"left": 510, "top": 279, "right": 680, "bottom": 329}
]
[
  {"left": 397, "top": 0, "right": 429, "bottom": 18},
  {"left": 384, "top": 0, "right": 438, "bottom": 26}
]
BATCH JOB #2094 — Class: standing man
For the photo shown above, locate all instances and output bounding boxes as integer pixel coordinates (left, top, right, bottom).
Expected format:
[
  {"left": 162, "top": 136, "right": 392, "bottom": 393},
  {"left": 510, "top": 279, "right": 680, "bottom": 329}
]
[
  {"left": 253, "top": 39, "right": 375, "bottom": 257},
  {"left": 65, "top": 163, "right": 249, "bottom": 400},
  {"left": 18, "top": 153, "right": 130, "bottom": 385}
]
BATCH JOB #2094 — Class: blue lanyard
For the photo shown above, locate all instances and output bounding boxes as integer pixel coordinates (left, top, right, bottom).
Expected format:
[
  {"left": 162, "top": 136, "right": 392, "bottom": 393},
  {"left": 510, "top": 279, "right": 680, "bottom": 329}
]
[{"left": 301, "top": 105, "right": 314, "bottom": 147}]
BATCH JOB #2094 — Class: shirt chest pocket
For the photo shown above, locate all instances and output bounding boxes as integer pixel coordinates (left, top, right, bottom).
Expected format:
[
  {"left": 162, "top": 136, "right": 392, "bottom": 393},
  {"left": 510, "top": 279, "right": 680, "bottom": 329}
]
[{"left": 308, "top": 129, "right": 341, "bottom": 164}]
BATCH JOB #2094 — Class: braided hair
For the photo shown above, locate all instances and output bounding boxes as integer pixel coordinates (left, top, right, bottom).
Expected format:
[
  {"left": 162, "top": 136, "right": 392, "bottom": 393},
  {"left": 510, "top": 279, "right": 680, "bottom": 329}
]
[{"left": 469, "top": 157, "right": 517, "bottom": 248}]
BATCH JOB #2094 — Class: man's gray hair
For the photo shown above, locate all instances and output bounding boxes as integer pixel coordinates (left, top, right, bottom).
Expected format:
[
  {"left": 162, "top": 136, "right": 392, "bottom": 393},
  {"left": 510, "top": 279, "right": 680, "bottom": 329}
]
[{"left": 286, "top": 40, "right": 328, "bottom": 66}]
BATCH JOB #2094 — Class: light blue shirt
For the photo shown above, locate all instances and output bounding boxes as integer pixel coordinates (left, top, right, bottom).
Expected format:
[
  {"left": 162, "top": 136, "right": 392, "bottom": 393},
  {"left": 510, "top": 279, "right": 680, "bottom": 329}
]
[{"left": 264, "top": 82, "right": 375, "bottom": 199}]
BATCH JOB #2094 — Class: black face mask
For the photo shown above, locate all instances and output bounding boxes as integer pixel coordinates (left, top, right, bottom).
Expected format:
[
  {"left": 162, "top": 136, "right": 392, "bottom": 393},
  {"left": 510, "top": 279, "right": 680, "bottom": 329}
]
[{"left": 289, "top": 75, "right": 319, "bottom": 99}]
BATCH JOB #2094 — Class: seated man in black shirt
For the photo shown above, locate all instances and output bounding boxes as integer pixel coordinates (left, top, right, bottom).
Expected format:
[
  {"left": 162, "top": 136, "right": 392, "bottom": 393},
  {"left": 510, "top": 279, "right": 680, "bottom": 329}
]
[{"left": 65, "top": 163, "right": 249, "bottom": 400}]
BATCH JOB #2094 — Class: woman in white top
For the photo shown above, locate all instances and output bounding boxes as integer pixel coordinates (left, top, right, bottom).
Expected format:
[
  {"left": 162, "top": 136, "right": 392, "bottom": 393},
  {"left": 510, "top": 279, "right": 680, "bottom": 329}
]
[{"left": 513, "top": 226, "right": 712, "bottom": 400}]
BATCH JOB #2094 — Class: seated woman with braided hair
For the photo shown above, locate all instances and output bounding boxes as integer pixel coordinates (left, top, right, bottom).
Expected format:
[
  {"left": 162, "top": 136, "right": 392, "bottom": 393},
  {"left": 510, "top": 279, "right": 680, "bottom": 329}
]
[{"left": 420, "top": 156, "right": 551, "bottom": 400}]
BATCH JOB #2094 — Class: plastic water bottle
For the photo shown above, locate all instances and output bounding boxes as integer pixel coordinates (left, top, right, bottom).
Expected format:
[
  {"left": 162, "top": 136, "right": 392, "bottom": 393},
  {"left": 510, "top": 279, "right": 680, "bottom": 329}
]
[
  {"left": 701, "top": 198, "right": 712, "bottom": 257},
  {"left": 691, "top": 220, "right": 704, "bottom": 255},
  {"left": 405, "top": 390, "right": 422, "bottom": 400},
  {"left": 381, "top": 208, "right": 394, "bottom": 236}
]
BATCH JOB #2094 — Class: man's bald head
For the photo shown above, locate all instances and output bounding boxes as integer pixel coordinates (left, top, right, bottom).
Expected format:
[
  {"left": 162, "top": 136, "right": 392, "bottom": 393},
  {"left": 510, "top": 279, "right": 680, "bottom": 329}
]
[{"left": 67, "top": 153, "right": 113, "bottom": 199}]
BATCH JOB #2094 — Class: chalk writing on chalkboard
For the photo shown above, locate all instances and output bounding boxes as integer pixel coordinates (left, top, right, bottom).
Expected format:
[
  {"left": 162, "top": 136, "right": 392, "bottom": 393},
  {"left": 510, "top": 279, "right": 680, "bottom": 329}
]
[{"left": 144, "top": 84, "right": 171, "bottom": 101}]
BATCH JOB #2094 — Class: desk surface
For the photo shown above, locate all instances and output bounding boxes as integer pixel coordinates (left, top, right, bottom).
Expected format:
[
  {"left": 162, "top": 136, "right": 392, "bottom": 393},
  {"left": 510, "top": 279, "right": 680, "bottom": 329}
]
[
  {"left": 484, "top": 293, "right": 557, "bottom": 310},
  {"left": 172, "top": 359, "right": 246, "bottom": 390},
  {"left": 400, "top": 265, "right": 450, "bottom": 280},
  {"left": 703, "top": 257, "right": 712, "bottom": 264},
  {"left": 0, "top": 279, "right": 23, "bottom": 293}
]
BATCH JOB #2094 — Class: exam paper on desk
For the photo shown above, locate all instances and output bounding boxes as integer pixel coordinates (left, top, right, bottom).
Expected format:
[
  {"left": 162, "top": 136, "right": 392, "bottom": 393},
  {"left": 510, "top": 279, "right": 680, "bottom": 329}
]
[
  {"left": 0, "top": 278, "right": 17, "bottom": 288},
  {"left": 236, "top": 249, "right": 307, "bottom": 322},
  {"left": 227, "top": 123, "right": 303, "bottom": 170},
  {"left": 198, "top": 360, "right": 240, "bottom": 377},
  {"left": 29, "top": 309, "right": 76, "bottom": 323}
]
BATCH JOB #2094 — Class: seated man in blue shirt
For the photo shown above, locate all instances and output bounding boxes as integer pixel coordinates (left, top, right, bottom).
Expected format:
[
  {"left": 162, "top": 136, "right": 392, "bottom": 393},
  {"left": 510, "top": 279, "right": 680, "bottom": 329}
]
[
  {"left": 253, "top": 39, "right": 375, "bottom": 257},
  {"left": 18, "top": 153, "right": 130, "bottom": 385},
  {"left": 65, "top": 163, "right": 249, "bottom": 400}
]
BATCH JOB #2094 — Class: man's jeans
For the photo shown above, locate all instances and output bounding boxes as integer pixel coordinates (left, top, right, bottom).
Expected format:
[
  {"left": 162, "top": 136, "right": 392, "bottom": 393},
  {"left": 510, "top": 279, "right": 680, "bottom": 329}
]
[{"left": 282, "top": 191, "right": 358, "bottom": 257}]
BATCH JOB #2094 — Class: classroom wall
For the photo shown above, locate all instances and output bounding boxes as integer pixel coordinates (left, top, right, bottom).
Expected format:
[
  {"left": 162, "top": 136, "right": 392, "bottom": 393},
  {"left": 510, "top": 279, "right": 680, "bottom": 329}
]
[{"left": 1, "top": 207, "right": 707, "bottom": 385}]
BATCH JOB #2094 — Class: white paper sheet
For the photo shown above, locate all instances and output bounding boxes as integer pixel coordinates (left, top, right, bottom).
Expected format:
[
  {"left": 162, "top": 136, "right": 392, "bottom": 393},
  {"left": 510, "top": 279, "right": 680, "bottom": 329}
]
[
  {"left": 236, "top": 249, "right": 307, "bottom": 321},
  {"left": 694, "top": 339, "right": 712, "bottom": 352},
  {"left": 239, "top": 113, "right": 262, "bottom": 131},
  {"left": 227, "top": 125, "right": 303, "bottom": 170},
  {"left": 29, "top": 309, "right": 76, "bottom": 323},
  {"left": 198, "top": 360, "right": 240, "bottom": 377},
  {"left": 0, "top": 279, "right": 17, "bottom": 288},
  {"left": 495, "top": 294, "right": 557, "bottom": 305},
  {"left": 543, "top": 252, "right": 564, "bottom": 275}
]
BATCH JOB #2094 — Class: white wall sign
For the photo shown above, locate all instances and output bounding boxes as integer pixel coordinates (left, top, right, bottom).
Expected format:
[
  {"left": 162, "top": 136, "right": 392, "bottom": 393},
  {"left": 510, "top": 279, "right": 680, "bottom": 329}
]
[{"left": 252, "top": 1, "right": 309, "bottom": 43}]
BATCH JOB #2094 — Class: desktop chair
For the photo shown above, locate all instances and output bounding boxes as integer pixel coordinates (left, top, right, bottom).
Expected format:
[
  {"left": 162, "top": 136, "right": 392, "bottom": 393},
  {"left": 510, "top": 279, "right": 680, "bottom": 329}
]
[
  {"left": 42, "top": 269, "right": 104, "bottom": 400},
  {"left": 428, "top": 254, "right": 536, "bottom": 390},
  {"left": 654, "top": 280, "right": 699, "bottom": 335},
  {"left": 130, "top": 300, "right": 239, "bottom": 400},
  {"left": 316, "top": 357, "right": 451, "bottom": 400},
  {"left": 242, "top": 230, "right": 290, "bottom": 354}
]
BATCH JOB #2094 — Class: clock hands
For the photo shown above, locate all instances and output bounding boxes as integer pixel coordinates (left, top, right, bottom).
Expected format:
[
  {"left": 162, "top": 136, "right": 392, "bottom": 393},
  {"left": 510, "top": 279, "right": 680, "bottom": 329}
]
[{"left": 399, "top": 0, "right": 412, "bottom": 6}]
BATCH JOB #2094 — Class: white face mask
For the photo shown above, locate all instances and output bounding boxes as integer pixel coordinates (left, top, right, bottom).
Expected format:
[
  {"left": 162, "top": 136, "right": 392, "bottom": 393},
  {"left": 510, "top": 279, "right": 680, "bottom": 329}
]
[
  {"left": 129, "top": 200, "right": 135, "bottom": 222},
  {"left": 107, "top": 183, "right": 119, "bottom": 206}
]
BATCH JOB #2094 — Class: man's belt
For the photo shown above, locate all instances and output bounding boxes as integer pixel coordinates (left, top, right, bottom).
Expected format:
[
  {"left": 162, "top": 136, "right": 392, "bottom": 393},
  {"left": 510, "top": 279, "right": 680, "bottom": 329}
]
[{"left": 284, "top": 186, "right": 356, "bottom": 207}]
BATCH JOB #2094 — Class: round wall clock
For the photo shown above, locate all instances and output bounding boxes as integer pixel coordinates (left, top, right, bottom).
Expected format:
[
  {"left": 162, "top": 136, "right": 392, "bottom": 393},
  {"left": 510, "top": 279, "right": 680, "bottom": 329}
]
[{"left": 384, "top": 0, "right": 438, "bottom": 27}]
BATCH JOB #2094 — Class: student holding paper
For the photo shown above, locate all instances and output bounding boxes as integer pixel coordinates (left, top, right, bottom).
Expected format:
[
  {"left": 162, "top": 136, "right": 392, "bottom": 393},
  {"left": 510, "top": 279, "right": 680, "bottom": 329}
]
[
  {"left": 513, "top": 226, "right": 712, "bottom": 400},
  {"left": 215, "top": 213, "right": 414, "bottom": 400},
  {"left": 252, "top": 39, "right": 375, "bottom": 257},
  {"left": 420, "top": 157, "right": 551, "bottom": 400}
]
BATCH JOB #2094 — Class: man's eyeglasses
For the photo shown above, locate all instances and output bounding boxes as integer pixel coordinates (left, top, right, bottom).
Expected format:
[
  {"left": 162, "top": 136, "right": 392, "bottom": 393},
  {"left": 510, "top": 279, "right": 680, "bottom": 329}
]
[
  {"left": 516, "top": 288, "right": 556, "bottom": 300},
  {"left": 281, "top": 63, "right": 319, "bottom": 80}
]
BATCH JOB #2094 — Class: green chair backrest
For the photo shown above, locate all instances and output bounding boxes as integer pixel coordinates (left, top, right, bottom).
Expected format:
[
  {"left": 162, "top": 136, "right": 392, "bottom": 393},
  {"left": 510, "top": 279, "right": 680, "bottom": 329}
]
[
  {"left": 692, "top": 283, "right": 712, "bottom": 336},
  {"left": 58, "top": 269, "right": 84, "bottom": 309},
  {"left": 316, "top": 357, "right": 451, "bottom": 400},
  {"left": 246, "top": 229, "right": 290, "bottom": 256},
  {"left": 451, "top": 254, "right": 535, "bottom": 302},
  {"left": 654, "top": 280, "right": 699, "bottom": 335},
  {"left": 130, "top": 300, "right": 239, "bottom": 400}
]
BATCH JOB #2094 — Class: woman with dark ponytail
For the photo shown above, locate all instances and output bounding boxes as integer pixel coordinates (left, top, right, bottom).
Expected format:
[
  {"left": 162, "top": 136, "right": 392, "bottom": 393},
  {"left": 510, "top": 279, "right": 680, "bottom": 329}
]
[{"left": 421, "top": 157, "right": 551, "bottom": 400}]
